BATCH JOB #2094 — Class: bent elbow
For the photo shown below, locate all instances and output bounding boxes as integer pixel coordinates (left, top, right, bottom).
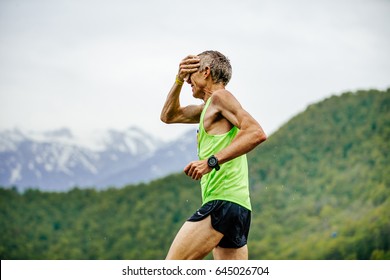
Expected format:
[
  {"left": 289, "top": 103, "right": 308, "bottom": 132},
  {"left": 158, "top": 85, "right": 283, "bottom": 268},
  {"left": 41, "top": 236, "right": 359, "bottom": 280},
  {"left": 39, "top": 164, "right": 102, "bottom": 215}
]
[
  {"left": 160, "top": 114, "right": 168, "bottom": 124},
  {"left": 254, "top": 129, "right": 267, "bottom": 145},
  {"left": 160, "top": 111, "right": 172, "bottom": 124},
  {"left": 160, "top": 114, "right": 176, "bottom": 124}
]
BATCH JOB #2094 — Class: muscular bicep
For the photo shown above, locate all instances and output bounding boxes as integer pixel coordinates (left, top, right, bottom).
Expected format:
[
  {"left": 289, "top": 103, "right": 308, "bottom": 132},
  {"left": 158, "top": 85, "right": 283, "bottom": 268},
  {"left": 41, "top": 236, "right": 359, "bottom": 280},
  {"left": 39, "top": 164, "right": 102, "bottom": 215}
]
[{"left": 213, "top": 91, "right": 260, "bottom": 130}]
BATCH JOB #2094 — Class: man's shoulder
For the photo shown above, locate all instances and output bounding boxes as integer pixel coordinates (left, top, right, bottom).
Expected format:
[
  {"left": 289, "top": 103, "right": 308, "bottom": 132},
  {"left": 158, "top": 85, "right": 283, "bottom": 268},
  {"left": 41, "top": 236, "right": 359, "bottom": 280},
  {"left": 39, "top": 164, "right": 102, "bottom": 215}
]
[
  {"left": 211, "top": 89, "right": 240, "bottom": 110},
  {"left": 212, "top": 89, "right": 232, "bottom": 97},
  {"left": 211, "top": 89, "right": 234, "bottom": 103}
]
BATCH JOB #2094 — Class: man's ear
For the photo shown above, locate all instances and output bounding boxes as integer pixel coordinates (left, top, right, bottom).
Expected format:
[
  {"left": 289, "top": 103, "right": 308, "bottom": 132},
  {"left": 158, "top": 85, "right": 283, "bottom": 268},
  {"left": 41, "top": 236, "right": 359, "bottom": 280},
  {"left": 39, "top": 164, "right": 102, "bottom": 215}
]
[{"left": 203, "top": 67, "right": 211, "bottom": 79}]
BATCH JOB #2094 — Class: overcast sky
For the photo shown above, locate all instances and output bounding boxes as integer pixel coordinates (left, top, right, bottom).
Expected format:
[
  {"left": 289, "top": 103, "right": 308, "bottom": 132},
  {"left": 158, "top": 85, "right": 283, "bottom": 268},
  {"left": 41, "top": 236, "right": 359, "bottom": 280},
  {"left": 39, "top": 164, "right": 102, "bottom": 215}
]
[{"left": 0, "top": 0, "right": 389, "bottom": 142}]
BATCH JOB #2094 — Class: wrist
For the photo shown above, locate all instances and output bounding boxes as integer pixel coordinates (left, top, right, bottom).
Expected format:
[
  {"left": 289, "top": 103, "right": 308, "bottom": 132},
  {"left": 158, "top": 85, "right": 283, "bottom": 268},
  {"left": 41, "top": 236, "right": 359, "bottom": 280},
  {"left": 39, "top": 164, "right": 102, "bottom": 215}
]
[
  {"left": 175, "top": 75, "right": 184, "bottom": 86},
  {"left": 207, "top": 155, "right": 220, "bottom": 171}
]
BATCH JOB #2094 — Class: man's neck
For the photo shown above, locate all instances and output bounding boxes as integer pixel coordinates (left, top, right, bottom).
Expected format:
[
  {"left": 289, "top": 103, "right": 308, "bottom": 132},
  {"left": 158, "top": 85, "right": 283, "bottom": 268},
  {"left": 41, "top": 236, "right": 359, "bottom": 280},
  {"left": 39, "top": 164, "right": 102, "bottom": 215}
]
[{"left": 202, "top": 84, "right": 225, "bottom": 103}]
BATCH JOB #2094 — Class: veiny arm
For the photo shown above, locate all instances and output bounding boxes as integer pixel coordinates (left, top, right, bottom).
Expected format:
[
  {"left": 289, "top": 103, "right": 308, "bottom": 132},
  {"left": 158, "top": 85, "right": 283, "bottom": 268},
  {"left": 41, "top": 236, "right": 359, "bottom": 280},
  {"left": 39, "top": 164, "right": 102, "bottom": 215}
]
[
  {"left": 160, "top": 55, "right": 203, "bottom": 124},
  {"left": 212, "top": 90, "right": 267, "bottom": 164},
  {"left": 184, "top": 89, "right": 267, "bottom": 180},
  {"left": 160, "top": 82, "right": 204, "bottom": 124}
]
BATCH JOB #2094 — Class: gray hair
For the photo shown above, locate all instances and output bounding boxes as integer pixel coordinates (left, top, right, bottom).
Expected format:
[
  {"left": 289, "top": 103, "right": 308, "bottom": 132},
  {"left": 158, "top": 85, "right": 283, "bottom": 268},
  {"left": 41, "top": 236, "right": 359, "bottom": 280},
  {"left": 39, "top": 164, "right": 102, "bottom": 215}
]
[{"left": 198, "top": 50, "right": 232, "bottom": 86}]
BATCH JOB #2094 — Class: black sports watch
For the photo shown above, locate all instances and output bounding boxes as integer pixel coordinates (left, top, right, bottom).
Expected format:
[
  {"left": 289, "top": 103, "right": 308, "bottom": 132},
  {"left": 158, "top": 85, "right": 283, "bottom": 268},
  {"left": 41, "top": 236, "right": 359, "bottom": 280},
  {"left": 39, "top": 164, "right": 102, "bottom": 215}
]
[{"left": 207, "top": 155, "right": 220, "bottom": 171}]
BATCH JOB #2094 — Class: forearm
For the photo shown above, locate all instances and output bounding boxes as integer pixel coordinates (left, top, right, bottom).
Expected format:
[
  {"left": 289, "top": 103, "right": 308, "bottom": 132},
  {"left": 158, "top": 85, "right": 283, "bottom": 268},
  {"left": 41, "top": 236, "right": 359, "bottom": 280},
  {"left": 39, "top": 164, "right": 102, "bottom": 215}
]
[
  {"left": 160, "top": 81, "right": 183, "bottom": 123},
  {"left": 216, "top": 127, "right": 266, "bottom": 165},
  {"left": 161, "top": 55, "right": 200, "bottom": 123}
]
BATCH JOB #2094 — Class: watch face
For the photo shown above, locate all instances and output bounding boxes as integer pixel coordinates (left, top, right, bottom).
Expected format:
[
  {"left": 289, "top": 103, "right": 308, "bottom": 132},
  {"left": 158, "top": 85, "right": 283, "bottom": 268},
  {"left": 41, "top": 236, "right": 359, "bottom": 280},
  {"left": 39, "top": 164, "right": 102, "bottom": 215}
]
[{"left": 208, "top": 156, "right": 217, "bottom": 166}]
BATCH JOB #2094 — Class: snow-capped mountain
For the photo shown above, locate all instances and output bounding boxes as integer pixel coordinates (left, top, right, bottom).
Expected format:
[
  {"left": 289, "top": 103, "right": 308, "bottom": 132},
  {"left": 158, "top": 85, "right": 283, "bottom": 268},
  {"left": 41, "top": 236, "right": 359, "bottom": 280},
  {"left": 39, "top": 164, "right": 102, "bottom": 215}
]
[
  {"left": 95, "top": 129, "right": 198, "bottom": 187},
  {"left": 0, "top": 126, "right": 197, "bottom": 191}
]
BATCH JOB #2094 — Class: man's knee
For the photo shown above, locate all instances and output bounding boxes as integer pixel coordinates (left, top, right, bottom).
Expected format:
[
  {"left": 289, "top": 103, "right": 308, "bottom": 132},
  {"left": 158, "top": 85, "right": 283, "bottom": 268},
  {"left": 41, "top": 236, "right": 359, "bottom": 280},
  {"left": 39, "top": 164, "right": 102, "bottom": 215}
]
[{"left": 213, "top": 245, "right": 248, "bottom": 260}]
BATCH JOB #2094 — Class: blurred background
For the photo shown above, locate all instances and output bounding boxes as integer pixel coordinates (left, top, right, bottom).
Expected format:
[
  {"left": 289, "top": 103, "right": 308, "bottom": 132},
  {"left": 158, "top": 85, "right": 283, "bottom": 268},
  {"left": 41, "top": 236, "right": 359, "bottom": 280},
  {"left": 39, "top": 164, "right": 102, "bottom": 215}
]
[{"left": 0, "top": 0, "right": 389, "bottom": 259}]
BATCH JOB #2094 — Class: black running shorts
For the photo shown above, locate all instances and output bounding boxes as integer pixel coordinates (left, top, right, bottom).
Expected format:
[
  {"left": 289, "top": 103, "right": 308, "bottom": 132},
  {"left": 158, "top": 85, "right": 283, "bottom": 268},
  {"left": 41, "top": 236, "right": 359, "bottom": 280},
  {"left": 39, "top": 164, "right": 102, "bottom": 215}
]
[{"left": 187, "top": 200, "right": 251, "bottom": 248}]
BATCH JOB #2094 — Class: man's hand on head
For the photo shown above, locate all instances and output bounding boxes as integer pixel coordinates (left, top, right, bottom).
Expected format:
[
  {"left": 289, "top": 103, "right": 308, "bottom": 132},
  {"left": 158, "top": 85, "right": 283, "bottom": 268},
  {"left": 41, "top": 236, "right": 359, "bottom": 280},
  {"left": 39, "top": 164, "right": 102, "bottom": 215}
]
[{"left": 178, "top": 55, "right": 200, "bottom": 82}]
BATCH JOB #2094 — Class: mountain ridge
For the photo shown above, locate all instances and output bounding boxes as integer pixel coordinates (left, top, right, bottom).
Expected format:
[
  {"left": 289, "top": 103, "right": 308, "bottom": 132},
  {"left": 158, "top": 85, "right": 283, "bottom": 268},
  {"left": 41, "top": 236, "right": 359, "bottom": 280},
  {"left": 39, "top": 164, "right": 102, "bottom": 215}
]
[
  {"left": 0, "top": 126, "right": 190, "bottom": 191},
  {"left": 0, "top": 88, "right": 389, "bottom": 260}
]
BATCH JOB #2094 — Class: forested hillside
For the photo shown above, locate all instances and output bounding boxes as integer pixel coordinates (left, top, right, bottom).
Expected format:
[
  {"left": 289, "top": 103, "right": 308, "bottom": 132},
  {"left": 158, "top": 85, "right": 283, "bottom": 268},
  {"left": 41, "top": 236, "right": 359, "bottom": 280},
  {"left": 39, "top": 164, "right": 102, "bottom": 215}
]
[
  {"left": 247, "top": 88, "right": 390, "bottom": 259},
  {"left": 1, "top": 89, "right": 389, "bottom": 259}
]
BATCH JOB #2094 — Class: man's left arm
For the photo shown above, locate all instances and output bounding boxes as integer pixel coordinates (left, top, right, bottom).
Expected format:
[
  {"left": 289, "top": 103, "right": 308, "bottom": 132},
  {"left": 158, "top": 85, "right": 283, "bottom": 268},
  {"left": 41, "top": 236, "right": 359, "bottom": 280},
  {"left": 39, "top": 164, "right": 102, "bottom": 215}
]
[
  {"left": 184, "top": 90, "right": 266, "bottom": 180},
  {"left": 213, "top": 90, "right": 267, "bottom": 165}
]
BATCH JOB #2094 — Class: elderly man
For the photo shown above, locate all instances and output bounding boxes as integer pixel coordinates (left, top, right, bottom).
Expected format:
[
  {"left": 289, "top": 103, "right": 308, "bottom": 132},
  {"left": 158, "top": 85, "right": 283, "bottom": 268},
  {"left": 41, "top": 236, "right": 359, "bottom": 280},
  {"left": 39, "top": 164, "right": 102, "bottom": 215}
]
[{"left": 161, "top": 50, "right": 266, "bottom": 260}]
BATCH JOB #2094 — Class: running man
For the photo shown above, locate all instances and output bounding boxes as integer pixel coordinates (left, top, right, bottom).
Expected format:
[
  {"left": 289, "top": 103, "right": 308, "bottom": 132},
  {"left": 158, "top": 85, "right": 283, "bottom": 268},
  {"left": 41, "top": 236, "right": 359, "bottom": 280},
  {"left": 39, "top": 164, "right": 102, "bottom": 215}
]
[{"left": 161, "top": 50, "right": 267, "bottom": 260}]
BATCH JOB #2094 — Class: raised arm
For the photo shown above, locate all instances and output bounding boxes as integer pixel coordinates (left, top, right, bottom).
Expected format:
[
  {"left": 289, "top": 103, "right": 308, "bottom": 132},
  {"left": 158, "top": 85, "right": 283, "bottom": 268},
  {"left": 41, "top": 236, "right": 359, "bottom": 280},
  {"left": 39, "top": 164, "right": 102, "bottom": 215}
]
[{"left": 160, "top": 55, "right": 203, "bottom": 124}]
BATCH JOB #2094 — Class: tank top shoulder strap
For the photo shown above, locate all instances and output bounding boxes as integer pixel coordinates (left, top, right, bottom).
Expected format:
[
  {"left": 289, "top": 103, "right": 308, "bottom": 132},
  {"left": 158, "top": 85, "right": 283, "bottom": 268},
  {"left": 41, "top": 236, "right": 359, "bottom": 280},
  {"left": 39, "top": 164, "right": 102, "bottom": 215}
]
[{"left": 199, "top": 97, "right": 212, "bottom": 128}]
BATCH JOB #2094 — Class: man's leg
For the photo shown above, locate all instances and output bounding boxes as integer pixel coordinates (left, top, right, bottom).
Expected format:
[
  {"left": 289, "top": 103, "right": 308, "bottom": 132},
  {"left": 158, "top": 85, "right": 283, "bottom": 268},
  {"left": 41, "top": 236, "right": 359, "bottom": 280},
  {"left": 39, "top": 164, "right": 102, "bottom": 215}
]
[
  {"left": 166, "top": 216, "right": 223, "bottom": 260},
  {"left": 212, "top": 245, "right": 248, "bottom": 260}
]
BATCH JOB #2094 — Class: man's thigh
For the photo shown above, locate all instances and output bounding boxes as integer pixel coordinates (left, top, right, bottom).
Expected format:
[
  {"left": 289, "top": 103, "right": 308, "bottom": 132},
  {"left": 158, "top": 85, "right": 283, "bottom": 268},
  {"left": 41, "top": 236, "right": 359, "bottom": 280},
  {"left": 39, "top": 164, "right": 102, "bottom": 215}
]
[{"left": 166, "top": 215, "right": 223, "bottom": 260}]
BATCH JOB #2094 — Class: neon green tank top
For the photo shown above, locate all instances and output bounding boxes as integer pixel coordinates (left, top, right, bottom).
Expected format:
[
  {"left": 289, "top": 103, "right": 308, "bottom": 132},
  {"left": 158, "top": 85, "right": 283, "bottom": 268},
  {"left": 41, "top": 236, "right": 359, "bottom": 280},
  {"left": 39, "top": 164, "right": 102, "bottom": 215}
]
[{"left": 197, "top": 97, "right": 251, "bottom": 211}]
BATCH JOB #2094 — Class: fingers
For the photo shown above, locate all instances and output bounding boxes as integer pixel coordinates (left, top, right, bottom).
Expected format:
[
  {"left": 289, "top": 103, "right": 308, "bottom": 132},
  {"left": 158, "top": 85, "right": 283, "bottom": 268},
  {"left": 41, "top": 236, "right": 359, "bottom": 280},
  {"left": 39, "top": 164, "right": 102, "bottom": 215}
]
[
  {"left": 180, "top": 57, "right": 200, "bottom": 69},
  {"left": 184, "top": 162, "right": 200, "bottom": 180},
  {"left": 184, "top": 163, "right": 191, "bottom": 174},
  {"left": 183, "top": 160, "right": 211, "bottom": 180},
  {"left": 178, "top": 55, "right": 200, "bottom": 80},
  {"left": 183, "top": 54, "right": 200, "bottom": 61}
]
